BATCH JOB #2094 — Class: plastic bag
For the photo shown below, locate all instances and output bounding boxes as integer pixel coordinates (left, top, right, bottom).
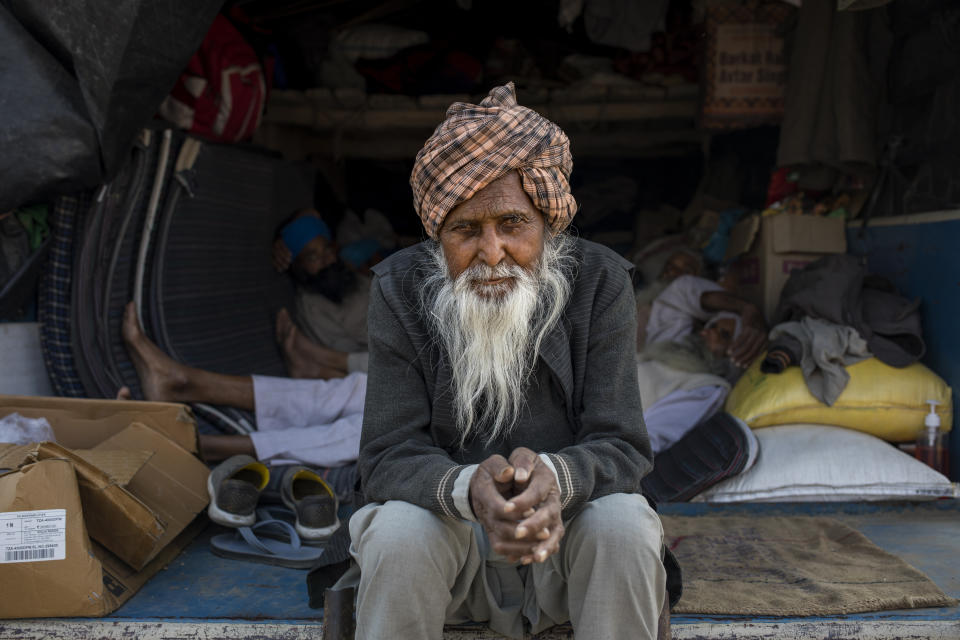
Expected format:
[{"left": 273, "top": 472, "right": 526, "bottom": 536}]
[{"left": 0, "top": 412, "right": 56, "bottom": 445}]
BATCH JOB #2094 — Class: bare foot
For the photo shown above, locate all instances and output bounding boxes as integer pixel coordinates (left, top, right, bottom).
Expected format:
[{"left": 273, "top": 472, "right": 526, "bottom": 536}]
[
  {"left": 116, "top": 386, "right": 133, "bottom": 401},
  {"left": 122, "top": 302, "right": 191, "bottom": 402},
  {"left": 276, "top": 308, "right": 347, "bottom": 379}
]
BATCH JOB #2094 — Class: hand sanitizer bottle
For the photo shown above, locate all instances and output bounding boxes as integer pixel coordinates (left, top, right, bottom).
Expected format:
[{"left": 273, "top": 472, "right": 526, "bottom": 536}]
[{"left": 915, "top": 400, "right": 949, "bottom": 476}]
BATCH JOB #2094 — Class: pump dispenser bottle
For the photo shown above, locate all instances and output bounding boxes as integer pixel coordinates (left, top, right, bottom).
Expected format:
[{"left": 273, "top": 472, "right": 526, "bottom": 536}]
[{"left": 915, "top": 400, "right": 949, "bottom": 476}]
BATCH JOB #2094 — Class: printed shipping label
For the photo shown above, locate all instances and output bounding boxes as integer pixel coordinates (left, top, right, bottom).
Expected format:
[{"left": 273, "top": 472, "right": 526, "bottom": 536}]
[{"left": 0, "top": 509, "right": 66, "bottom": 563}]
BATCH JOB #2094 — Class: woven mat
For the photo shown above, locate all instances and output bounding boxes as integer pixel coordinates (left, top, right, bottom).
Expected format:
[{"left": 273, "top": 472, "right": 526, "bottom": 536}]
[{"left": 663, "top": 515, "right": 957, "bottom": 616}]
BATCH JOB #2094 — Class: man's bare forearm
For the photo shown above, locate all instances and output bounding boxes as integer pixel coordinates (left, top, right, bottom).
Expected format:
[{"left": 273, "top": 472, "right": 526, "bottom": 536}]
[
  {"left": 700, "top": 290, "right": 760, "bottom": 320},
  {"left": 199, "top": 434, "right": 255, "bottom": 462}
]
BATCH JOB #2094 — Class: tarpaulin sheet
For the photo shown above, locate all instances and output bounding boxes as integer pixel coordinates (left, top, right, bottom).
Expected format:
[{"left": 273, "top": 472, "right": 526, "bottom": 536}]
[{"left": 0, "top": 0, "right": 222, "bottom": 211}]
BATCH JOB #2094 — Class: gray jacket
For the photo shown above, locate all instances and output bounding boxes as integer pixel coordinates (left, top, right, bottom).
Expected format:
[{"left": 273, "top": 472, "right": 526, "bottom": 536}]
[{"left": 358, "top": 238, "right": 652, "bottom": 520}]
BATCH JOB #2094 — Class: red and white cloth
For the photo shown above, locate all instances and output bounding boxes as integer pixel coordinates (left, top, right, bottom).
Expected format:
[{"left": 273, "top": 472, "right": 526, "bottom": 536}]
[{"left": 158, "top": 15, "right": 266, "bottom": 143}]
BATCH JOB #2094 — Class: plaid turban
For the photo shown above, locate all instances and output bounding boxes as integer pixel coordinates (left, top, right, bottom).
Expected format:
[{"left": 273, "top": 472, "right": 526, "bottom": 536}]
[{"left": 410, "top": 82, "right": 577, "bottom": 239}]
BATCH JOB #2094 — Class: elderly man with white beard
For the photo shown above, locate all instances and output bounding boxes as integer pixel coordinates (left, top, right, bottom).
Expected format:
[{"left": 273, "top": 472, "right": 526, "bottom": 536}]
[{"left": 340, "top": 83, "right": 675, "bottom": 640}]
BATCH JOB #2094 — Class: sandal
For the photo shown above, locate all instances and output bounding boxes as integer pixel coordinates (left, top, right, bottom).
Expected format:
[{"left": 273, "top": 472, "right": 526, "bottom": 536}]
[{"left": 210, "top": 518, "right": 324, "bottom": 569}]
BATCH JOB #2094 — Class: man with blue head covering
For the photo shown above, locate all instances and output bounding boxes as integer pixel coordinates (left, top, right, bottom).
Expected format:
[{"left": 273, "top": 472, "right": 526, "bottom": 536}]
[
  {"left": 271, "top": 207, "right": 386, "bottom": 379},
  {"left": 276, "top": 207, "right": 388, "bottom": 283},
  {"left": 279, "top": 212, "right": 334, "bottom": 273},
  {"left": 121, "top": 205, "right": 388, "bottom": 468}
]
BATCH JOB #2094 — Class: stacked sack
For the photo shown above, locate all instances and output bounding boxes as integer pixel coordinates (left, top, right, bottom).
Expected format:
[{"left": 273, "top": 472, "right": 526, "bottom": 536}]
[{"left": 697, "top": 255, "right": 956, "bottom": 503}]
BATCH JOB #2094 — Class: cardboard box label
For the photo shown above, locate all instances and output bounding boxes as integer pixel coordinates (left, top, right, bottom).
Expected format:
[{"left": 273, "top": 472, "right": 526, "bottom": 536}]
[
  {"left": 781, "top": 259, "right": 812, "bottom": 275},
  {"left": 0, "top": 509, "right": 66, "bottom": 563}
]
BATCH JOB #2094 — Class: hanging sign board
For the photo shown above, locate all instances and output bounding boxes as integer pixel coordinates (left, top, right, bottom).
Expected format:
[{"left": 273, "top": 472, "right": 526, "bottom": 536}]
[{"left": 701, "top": 2, "right": 795, "bottom": 130}]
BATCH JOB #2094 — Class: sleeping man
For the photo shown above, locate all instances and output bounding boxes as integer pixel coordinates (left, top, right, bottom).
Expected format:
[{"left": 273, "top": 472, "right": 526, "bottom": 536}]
[
  {"left": 271, "top": 207, "right": 374, "bottom": 379},
  {"left": 121, "top": 208, "right": 379, "bottom": 467},
  {"left": 638, "top": 273, "right": 767, "bottom": 452},
  {"left": 635, "top": 248, "right": 704, "bottom": 348}
]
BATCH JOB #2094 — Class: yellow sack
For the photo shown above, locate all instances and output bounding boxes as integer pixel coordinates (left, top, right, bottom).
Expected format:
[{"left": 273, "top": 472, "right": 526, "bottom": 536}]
[{"left": 725, "top": 357, "right": 952, "bottom": 442}]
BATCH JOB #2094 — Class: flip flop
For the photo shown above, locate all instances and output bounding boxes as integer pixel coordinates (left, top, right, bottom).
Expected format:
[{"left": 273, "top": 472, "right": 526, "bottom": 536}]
[
  {"left": 210, "top": 518, "right": 324, "bottom": 569},
  {"left": 254, "top": 506, "right": 337, "bottom": 548}
]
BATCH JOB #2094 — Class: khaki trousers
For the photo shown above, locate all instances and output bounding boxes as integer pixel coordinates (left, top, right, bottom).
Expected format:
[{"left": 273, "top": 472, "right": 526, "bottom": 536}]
[{"left": 347, "top": 493, "right": 666, "bottom": 640}]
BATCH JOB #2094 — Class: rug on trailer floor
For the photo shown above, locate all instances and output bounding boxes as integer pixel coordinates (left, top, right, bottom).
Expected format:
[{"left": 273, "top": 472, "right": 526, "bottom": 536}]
[{"left": 664, "top": 514, "right": 957, "bottom": 616}]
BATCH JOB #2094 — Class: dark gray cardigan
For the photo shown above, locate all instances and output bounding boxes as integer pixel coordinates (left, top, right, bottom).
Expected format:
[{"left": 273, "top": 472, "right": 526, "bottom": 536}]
[{"left": 358, "top": 237, "right": 652, "bottom": 520}]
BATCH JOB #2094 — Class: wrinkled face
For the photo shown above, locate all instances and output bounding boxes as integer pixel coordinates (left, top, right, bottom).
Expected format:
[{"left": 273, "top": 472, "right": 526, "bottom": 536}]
[
  {"left": 437, "top": 171, "right": 547, "bottom": 298},
  {"left": 659, "top": 251, "right": 701, "bottom": 283},
  {"left": 700, "top": 317, "right": 737, "bottom": 358}
]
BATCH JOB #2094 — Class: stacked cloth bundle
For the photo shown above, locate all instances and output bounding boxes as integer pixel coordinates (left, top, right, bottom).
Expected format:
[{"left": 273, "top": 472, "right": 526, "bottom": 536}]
[{"left": 762, "top": 254, "right": 925, "bottom": 405}]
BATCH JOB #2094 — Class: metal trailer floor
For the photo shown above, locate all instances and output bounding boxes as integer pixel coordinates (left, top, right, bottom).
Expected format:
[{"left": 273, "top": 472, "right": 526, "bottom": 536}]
[{"left": 1, "top": 501, "right": 957, "bottom": 640}]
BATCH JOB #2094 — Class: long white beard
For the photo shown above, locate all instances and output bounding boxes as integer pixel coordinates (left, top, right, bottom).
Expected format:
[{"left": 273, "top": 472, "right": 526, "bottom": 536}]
[{"left": 422, "top": 235, "right": 574, "bottom": 448}]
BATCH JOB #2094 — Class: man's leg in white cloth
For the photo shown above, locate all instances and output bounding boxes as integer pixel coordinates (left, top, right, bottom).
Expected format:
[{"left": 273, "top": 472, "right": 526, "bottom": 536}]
[
  {"left": 248, "top": 373, "right": 367, "bottom": 467},
  {"left": 644, "top": 385, "right": 728, "bottom": 454}
]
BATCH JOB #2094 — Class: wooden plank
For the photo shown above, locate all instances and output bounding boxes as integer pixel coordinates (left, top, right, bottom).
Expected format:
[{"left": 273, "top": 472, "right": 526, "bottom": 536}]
[
  {"left": 0, "top": 620, "right": 320, "bottom": 640},
  {"left": 672, "top": 620, "right": 960, "bottom": 639},
  {"left": 2, "top": 618, "right": 958, "bottom": 640},
  {"left": 262, "top": 98, "right": 698, "bottom": 132},
  {"left": 543, "top": 101, "right": 698, "bottom": 126},
  {"left": 254, "top": 123, "right": 704, "bottom": 161}
]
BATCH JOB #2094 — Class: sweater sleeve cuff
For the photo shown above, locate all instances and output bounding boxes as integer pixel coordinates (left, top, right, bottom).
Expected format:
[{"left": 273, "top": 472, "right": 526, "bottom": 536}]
[
  {"left": 451, "top": 464, "right": 479, "bottom": 521},
  {"left": 436, "top": 464, "right": 470, "bottom": 518},
  {"left": 538, "top": 453, "right": 561, "bottom": 495},
  {"left": 543, "top": 453, "right": 577, "bottom": 511}
]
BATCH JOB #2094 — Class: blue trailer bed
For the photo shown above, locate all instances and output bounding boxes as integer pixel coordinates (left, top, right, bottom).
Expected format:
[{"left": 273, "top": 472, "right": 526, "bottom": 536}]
[{"left": 1, "top": 501, "right": 957, "bottom": 639}]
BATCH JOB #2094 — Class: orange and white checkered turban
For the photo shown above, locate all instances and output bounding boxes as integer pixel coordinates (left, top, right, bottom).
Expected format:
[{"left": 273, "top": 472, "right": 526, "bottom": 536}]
[{"left": 410, "top": 82, "right": 577, "bottom": 239}]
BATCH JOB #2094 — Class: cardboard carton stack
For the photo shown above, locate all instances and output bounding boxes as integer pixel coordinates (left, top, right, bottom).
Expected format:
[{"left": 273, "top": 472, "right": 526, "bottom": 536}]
[
  {"left": 725, "top": 213, "right": 848, "bottom": 322},
  {"left": 0, "top": 396, "right": 209, "bottom": 618}
]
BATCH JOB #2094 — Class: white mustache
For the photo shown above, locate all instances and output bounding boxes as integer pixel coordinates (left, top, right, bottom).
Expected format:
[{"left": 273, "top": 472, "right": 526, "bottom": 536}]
[{"left": 460, "top": 261, "right": 528, "bottom": 285}]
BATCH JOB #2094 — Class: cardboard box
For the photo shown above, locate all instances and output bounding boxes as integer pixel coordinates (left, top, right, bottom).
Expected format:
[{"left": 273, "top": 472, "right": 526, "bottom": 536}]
[
  {"left": 0, "top": 439, "right": 161, "bottom": 570},
  {"left": 0, "top": 396, "right": 209, "bottom": 618},
  {"left": 0, "top": 396, "right": 199, "bottom": 452},
  {"left": 725, "top": 213, "right": 847, "bottom": 321}
]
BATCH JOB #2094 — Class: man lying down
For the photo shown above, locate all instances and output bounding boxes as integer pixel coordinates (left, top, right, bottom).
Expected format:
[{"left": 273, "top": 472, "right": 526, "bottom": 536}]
[
  {"left": 639, "top": 272, "right": 767, "bottom": 453},
  {"left": 120, "top": 206, "right": 379, "bottom": 468}
]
